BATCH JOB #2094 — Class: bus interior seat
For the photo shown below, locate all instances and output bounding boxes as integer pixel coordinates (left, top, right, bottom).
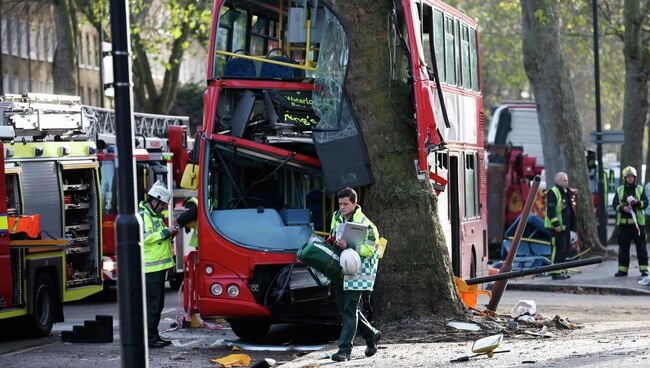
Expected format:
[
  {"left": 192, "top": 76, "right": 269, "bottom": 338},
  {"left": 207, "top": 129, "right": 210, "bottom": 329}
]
[
  {"left": 223, "top": 50, "right": 256, "bottom": 78},
  {"left": 280, "top": 208, "right": 311, "bottom": 226},
  {"left": 230, "top": 90, "right": 256, "bottom": 137},
  {"left": 259, "top": 49, "right": 295, "bottom": 78}
]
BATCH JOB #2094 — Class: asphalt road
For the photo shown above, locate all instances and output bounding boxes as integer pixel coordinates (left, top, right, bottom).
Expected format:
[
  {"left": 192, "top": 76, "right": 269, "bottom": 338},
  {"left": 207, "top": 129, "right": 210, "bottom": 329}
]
[{"left": 0, "top": 287, "right": 339, "bottom": 368}]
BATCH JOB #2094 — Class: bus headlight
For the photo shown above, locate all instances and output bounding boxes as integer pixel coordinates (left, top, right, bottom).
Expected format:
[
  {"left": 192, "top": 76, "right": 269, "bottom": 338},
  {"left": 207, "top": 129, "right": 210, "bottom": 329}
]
[
  {"left": 210, "top": 283, "right": 223, "bottom": 296},
  {"left": 103, "top": 260, "right": 116, "bottom": 271},
  {"left": 227, "top": 284, "right": 240, "bottom": 298}
]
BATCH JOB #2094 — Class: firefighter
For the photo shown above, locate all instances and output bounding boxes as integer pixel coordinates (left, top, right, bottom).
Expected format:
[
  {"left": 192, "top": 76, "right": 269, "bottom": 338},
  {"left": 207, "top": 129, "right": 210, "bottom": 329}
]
[
  {"left": 140, "top": 181, "right": 178, "bottom": 348},
  {"left": 176, "top": 197, "right": 198, "bottom": 248},
  {"left": 544, "top": 172, "right": 575, "bottom": 280},
  {"left": 613, "top": 166, "right": 648, "bottom": 277},
  {"left": 329, "top": 187, "right": 381, "bottom": 362}
]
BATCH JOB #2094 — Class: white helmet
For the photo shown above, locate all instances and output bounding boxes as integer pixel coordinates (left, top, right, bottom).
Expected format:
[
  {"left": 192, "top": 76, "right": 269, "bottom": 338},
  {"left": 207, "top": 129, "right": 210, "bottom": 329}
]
[
  {"left": 147, "top": 181, "right": 171, "bottom": 204},
  {"left": 340, "top": 249, "right": 361, "bottom": 275}
]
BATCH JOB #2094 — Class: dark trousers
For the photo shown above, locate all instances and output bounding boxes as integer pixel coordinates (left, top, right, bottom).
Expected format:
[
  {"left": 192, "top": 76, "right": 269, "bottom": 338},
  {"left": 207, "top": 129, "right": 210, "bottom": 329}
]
[
  {"left": 618, "top": 225, "right": 649, "bottom": 273},
  {"left": 145, "top": 269, "right": 167, "bottom": 342},
  {"left": 550, "top": 230, "right": 570, "bottom": 274},
  {"left": 332, "top": 286, "right": 379, "bottom": 355}
]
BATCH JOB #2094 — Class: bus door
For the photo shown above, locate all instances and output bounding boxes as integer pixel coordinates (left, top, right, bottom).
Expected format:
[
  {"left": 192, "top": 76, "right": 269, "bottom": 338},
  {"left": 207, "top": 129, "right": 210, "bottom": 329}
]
[
  {"left": 401, "top": 0, "right": 445, "bottom": 173},
  {"left": 449, "top": 154, "right": 461, "bottom": 277}
]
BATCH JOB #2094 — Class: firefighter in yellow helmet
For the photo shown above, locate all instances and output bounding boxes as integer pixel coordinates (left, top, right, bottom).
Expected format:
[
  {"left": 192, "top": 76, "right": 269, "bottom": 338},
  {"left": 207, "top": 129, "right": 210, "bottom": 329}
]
[
  {"left": 613, "top": 166, "right": 648, "bottom": 277},
  {"left": 140, "top": 181, "right": 178, "bottom": 348}
]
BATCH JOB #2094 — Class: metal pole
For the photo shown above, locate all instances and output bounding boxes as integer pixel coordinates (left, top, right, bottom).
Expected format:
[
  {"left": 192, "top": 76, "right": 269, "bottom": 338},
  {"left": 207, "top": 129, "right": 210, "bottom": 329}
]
[
  {"left": 487, "top": 175, "right": 541, "bottom": 312},
  {"left": 110, "top": 0, "right": 148, "bottom": 366},
  {"left": 466, "top": 257, "right": 602, "bottom": 285},
  {"left": 593, "top": 0, "right": 607, "bottom": 245},
  {"left": 99, "top": 10, "right": 105, "bottom": 108}
]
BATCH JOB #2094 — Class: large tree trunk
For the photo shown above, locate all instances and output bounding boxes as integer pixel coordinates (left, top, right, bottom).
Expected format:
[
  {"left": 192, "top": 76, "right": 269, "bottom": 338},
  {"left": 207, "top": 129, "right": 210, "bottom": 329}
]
[
  {"left": 53, "top": 0, "right": 78, "bottom": 94},
  {"left": 521, "top": 0, "right": 604, "bottom": 251},
  {"left": 325, "top": 0, "right": 462, "bottom": 322},
  {"left": 622, "top": 0, "right": 649, "bottom": 179}
]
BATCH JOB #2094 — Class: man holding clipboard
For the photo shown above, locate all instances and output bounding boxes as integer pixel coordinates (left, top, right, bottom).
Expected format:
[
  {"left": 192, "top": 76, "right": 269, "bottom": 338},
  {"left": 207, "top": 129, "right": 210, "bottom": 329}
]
[{"left": 327, "top": 187, "right": 382, "bottom": 362}]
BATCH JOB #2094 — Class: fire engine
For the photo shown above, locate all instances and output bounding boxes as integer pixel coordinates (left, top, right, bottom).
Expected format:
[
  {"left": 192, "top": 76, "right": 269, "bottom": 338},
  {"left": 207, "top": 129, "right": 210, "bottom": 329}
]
[
  {"left": 83, "top": 107, "right": 193, "bottom": 288},
  {"left": 0, "top": 94, "right": 103, "bottom": 336},
  {"left": 181, "top": 0, "right": 486, "bottom": 339}
]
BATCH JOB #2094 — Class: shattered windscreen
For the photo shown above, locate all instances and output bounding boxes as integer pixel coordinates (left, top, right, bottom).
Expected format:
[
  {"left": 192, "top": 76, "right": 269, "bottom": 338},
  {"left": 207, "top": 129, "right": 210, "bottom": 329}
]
[{"left": 311, "top": 10, "right": 358, "bottom": 143}]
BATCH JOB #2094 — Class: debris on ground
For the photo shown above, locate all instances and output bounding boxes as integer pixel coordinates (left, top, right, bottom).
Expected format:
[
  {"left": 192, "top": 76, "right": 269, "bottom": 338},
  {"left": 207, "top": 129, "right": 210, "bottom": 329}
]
[
  {"left": 511, "top": 300, "right": 536, "bottom": 317},
  {"left": 223, "top": 340, "right": 327, "bottom": 352},
  {"left": 211, "top": 353, "right": 251, "bottom": 367},
  {"left": 447, "top": 322, "right": 481, "bottom": 331}
]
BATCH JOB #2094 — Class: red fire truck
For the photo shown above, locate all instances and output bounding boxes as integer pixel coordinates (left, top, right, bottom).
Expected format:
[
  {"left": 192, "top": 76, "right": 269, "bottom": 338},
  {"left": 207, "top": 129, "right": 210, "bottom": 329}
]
[
  {"left": 182, "top": 0, "right": 486, "bottom": 339},
  {"left": 84, "top": 107, "right": 193, "bottom": 288},
  {"left": 0, "top": 94, "right": 103, "bottom": 336}
]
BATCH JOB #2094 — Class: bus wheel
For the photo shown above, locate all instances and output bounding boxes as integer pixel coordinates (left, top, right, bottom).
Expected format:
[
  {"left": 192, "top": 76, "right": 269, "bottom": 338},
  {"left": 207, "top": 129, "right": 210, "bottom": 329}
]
[
  {"left": 26, "top": 273, "right": 56, "bottom": 337},
  {"left": 228, "top": 318, "right": 271, "bottom": 340}
]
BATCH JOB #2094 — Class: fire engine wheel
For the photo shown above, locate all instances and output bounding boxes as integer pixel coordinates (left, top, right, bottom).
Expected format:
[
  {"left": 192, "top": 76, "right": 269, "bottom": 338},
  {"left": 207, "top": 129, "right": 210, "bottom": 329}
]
[
  {"left": 228, "top": 318, "right": 271, "bottom": 340},
  {"left": 26, "top": 273, "right": 57, "bottom": 337}
]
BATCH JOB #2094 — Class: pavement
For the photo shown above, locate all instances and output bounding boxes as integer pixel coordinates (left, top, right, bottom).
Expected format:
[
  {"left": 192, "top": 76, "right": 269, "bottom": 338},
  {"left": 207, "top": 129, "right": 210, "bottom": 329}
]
[{"left": 506, "top": 245, "right": 650, "bottom": 295}]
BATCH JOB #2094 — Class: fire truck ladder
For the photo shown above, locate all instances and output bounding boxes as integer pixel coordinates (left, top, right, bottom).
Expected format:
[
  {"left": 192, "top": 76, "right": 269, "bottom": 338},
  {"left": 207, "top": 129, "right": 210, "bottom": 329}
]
[{"left": 83, "top": 106, "right": 189, "bottom": 139}]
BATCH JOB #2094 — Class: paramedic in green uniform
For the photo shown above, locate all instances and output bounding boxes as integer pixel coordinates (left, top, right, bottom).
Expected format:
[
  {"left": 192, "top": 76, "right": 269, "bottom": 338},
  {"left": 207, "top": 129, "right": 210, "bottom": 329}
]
[{"left": 329, "top": 187, "right": 381, "bottom": 362}]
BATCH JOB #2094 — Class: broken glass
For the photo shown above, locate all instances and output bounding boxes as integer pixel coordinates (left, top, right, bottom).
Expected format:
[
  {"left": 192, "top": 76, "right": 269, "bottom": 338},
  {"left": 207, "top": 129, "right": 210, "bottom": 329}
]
[{"left": 312, "top": 9, "right": 357, "bottom": 144}]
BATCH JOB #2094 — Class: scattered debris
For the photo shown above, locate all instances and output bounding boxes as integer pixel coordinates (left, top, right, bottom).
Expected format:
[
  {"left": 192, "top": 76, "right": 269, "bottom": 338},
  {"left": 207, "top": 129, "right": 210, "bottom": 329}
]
[
  {"left": 553, "top": 315, "right": 578, "bottom": 330},
  {"left": 447, "top": 322, "right": 481, "bottom": 331},
  {"left": 450, "top": 334, "right": 509, "bottom": 362},
  {"left": 511, "top": 300, "right": 537, "bottom": 317},
  {"left": 250, "top": 358, "right": 277, "bottom": 368},
  {"left": 506, "top": 320, "right": 519, "bottom": 330},
  {"left": 211, "top": 353, "right": 251, "bottom": 367},
  {"left": 223, "top": 340, "right": 327, "bottom": 352},
  {"left": 638, "top": 276, "right": 650, "bottom": 286}
]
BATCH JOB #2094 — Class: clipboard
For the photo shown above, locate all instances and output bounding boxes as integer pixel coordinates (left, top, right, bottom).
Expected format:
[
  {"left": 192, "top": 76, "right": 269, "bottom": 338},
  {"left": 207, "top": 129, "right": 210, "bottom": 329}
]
[{"left": 335, "top": 222, "right": 367, "bottom": 252}]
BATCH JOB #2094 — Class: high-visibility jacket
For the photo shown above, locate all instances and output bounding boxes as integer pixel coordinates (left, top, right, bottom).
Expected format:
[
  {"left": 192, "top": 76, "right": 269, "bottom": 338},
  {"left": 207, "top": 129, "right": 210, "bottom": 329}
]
[
  {"left": 544, "top": 186, "right": 565, "bottom": 230},
  {"left": 184, "top": 197, "right": 198, "bottom": 248},
  {"left": 139, "top": 201, "right": 174, "bottom": 273},
  {"left": 614, "top": 185, "right": 646, "bottom": 226},
  {"left": 330, "top": 206, "right": 380, "bottom": 291}
]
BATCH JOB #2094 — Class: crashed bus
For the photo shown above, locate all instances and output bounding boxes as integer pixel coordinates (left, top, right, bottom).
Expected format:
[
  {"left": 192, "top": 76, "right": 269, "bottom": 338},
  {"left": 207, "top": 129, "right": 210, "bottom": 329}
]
[{"left": 183, "top": 0, "right": 486, "bottom": 339}]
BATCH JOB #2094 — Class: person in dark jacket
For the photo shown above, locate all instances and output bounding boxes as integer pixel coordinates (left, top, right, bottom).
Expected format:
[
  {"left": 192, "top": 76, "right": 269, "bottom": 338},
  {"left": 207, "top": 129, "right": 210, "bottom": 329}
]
[{"left": 613, "top": 166, "right": 648, "bottom": 277}]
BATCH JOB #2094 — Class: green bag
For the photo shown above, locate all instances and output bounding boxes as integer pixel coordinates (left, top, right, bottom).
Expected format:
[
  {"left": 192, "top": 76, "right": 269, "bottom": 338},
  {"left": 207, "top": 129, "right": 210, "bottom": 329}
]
[{"left": 296, "top": 238, "right": 343, "bottom": 286}]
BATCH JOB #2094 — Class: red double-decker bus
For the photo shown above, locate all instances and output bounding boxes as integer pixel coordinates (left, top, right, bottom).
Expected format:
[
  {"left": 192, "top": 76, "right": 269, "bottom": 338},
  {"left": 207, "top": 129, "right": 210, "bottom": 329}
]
[{"left": 183, "top": 0, "right": 486, "bottom": 339}]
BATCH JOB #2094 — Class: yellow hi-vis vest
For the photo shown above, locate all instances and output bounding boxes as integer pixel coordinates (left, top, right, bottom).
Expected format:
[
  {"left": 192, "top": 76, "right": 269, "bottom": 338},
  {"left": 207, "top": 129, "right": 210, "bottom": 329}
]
[
  {"left": 616, "top": 185, "right": 646, "bottom": 226},
  {"left": 330, "top": 206, "right": 380, "bottom": 291},
  {"left": 544, "top": 186, "right": 564, "bottom": 230},
  {"left": 139, "top": 201, "right": 175, "bottom": 273},
  {"left": 185, "top": 197, "right": 198, "bottom": 248}
]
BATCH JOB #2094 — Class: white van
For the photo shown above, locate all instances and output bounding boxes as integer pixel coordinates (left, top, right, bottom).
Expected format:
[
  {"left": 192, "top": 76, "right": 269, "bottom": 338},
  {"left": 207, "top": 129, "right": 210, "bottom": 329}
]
[{"left": 486, "top": 103, "right": 544, "bottom": 166}]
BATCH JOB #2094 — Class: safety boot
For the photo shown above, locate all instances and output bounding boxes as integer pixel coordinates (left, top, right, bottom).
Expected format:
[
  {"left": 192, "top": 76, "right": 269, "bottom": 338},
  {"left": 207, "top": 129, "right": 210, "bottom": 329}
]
[
  {"left": 614, "top": 271, "right": 628, "bottom": 277},
  {"left": 641, "top": 271, "right": 648, "bottom": 277}
]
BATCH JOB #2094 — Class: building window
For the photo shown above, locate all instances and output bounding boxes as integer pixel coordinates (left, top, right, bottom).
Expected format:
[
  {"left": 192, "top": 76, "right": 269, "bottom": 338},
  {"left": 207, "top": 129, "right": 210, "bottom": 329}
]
[
  {"left": 11, "top": 76, "right": 19, "bottom": 93},
  {"left": 29, "top": 21, "right": 37, "bottom": 60},
  {"left": 87, "top": 33, "right": 93, "bottom": 67},
  {"left": 10, "top": 18, "right": 18, "bottom": 56},
  {"left": 38, "top": 24, "right": 45, "bottom": 61},
  {"left": 47, "top": 27, "right": 54, "bottom": 62},
  {"left": 20, "top": 20, "right": 28, "bottom": 58},
  {"left": 1, "top": 17, "right": 7, "bottom": 54},
  {"left": 2, "top": 74, "right": 8, "bottom": 92},
  {"left": 77, "top": 34, "right": 84, "bottom": 66}
]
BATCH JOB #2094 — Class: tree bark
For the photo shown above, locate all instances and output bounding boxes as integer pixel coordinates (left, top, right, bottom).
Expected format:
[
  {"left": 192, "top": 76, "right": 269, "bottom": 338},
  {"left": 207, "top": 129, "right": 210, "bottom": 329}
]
[
  {"left": 53, "top": 0, "right": 78, "bottom": 95},
  {"left": 324, "top": 0, "right": 462, "bottom": 322},
  {"left": 521, "top": 0, "right": 604, "bottom": 251},
  {"left": 622, "top": 0, "right": 649, "bottom": 179}
]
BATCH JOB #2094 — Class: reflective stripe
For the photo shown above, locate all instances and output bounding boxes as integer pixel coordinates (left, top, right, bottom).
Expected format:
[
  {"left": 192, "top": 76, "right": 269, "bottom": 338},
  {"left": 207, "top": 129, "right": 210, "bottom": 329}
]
[
  {"left": 549, "top": 217, "right": 559, "bottom": 223},
  {"left": 0, "top": 215, "right": 8, "bottom": 230},
  {"left": 640, "top": 265, "right": 649, "bottom": 271},
  {"left": 618, "top": 265, "right": 629, "bottom": 272},
  {"left": 366, "top": 239, "right": 376, "bottom": 247},
  {"left": 145, "top": 257, "right": 174, "bottom": 268},
  {"left": 314, "top": 243, "right": 340, "bottom": 261},
  {"left": 344, "top": 274, "right": 375, "bottom": 282},
  {"left": 143, "top": 230, "right": 154, "bottom": 238}
]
